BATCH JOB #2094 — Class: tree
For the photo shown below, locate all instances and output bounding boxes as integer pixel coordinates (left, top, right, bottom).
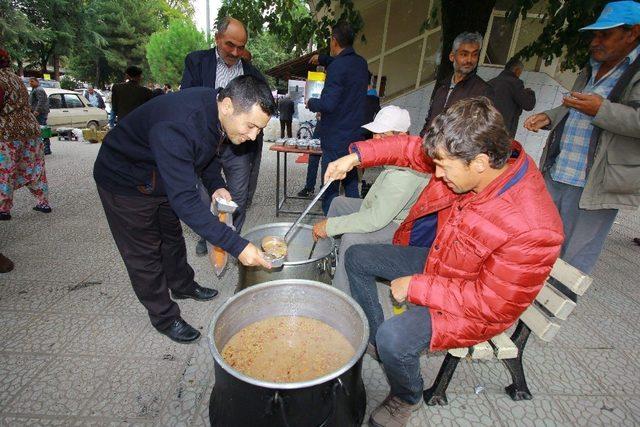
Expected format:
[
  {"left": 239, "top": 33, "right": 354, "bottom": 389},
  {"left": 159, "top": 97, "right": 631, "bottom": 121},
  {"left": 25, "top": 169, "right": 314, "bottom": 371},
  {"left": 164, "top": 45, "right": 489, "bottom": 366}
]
[
  {"left": 146, "top": 19, "right": 208, "bottom": 87},
  {"left": 0, "top": 0, "right": 43, "bottom": 75},
  {"left": 506, "top": 0, "right": 611, "bottom": 71},
  {"left": 17, "top": 0, "right": 85, "bottom": 79},
  {"left": 247, "top": 32, "right": 295, "bottom": 76},
  {"left": 68, "top": 0, "right": 179, "bottom": 86},
  {"left": 217, "top": 0, "right": 363, "bottom": 55}
]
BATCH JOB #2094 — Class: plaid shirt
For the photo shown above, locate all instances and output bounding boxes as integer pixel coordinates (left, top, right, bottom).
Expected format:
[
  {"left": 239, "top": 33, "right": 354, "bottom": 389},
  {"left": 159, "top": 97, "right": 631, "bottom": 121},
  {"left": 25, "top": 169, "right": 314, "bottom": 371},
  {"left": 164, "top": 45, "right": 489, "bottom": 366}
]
[{"left": 551, "top": 44, "right": 640, "bottom": 187}]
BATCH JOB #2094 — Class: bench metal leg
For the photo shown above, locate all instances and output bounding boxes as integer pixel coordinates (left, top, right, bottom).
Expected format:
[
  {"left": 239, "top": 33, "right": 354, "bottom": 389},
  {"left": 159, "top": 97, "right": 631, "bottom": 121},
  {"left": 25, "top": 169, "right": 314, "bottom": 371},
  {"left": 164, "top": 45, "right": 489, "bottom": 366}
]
[
  {"left": 501, "top": 321, "right": 533, "bottom": 401},
  {"left": 423, "top": 353, "right": 460, "bottom": 406}
]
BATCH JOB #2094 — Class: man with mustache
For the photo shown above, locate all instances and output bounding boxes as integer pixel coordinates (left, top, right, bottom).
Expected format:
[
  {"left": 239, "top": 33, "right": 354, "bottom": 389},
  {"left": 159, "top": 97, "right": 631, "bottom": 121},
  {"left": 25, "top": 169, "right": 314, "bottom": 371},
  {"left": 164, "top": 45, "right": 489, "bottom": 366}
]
[
  {"left": 419, "top": 32, "right": 493, "bottom": 137},
  {"left": 181, "top": 17, "right": 268, "bottom": 249},
  {"left": 524, "top": 0, "right": 640, "bottom": 298}
]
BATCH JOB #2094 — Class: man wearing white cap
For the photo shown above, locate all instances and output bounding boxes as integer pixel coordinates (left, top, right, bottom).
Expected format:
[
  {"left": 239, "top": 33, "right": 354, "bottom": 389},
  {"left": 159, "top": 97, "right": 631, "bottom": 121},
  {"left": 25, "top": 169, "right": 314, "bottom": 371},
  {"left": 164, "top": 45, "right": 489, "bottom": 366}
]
[
  {"left": 524, "top": 0, "right": 640, "bottom": 299},
  {"left": 312, "top": 106, "right": 429, "bottom": 294}
]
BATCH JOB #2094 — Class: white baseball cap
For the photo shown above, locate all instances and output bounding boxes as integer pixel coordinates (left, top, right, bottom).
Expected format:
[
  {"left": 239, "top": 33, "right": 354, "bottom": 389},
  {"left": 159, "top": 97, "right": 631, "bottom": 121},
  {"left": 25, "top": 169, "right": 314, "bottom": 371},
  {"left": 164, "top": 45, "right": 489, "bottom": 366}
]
[{"left": 362, "top": 105, "right": 411, "bottom": 134}]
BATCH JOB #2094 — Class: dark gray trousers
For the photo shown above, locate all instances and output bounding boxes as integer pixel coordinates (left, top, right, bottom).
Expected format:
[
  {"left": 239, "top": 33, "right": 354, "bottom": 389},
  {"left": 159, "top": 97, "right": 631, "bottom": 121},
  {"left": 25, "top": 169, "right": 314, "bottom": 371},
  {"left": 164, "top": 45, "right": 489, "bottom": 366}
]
[
  {"left": 544, "top": 173, "right": 618, "bottom": 275},
  {"left": 97, "top": 186, "right": 196, "bottom": 329}
]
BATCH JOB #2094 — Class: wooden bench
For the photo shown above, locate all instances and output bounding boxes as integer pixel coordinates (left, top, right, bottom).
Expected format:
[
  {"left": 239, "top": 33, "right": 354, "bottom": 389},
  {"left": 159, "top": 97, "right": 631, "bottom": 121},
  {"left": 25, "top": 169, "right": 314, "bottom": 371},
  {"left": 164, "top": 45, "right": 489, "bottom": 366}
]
[{"left": 423, "top": 258, "right": 593, "bottom": 405}]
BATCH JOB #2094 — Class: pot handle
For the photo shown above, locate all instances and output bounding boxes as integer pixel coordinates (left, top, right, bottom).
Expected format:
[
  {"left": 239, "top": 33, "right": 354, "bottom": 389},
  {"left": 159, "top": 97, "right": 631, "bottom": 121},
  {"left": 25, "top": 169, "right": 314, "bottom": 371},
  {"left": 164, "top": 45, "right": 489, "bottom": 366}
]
[
  {"left": 271, "top": 391, "right": 291, "bottom": 427},
  {"left": 317, "top": 245, "right": 337, "bottom": 279},
  {"left": 270, "top": 379, "right": 346, "bottom": 427},
  {"left": 317, "top": 378, "right": 346, "bottom": 427}
]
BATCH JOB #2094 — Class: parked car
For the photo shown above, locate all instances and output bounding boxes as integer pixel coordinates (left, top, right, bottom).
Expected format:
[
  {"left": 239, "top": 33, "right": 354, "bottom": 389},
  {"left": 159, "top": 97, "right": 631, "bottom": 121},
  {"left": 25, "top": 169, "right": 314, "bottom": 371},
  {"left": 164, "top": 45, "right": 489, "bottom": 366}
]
[{"left": 44, "top": 88, "right": 108, "bottom": 130}]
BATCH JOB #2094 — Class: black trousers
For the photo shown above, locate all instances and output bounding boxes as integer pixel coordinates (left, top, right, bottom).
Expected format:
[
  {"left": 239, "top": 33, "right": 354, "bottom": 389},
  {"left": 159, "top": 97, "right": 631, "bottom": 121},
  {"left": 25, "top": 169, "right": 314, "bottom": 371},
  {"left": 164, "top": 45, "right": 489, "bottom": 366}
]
[
  {"left": 97, "top": 186, "right": 196, "bottom": 329},
  {"left": 280, "top": 119, "right": 292, "bottom": 138}
]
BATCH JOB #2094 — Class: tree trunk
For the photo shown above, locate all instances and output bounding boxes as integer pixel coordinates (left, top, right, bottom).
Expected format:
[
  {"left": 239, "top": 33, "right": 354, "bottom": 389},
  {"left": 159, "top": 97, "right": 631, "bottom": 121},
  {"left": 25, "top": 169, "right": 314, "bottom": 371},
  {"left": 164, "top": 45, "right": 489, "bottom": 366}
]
[
  {"left": 96, "top": 59, "right": 101, "bottom": 88},
  {"left": 436, "top": 0, "right": 497, "bottom": 83},
  {"left": 53, "top": 54, "right": 61, "bottom": 80},
  {"left": 17, "top": 60, "right": 24, "bottom": 77}
]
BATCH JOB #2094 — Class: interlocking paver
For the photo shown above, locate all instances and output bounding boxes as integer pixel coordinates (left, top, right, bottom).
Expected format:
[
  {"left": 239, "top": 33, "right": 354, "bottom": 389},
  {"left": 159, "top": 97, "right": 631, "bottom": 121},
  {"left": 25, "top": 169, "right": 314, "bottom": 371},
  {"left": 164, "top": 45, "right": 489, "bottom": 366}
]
[{"left": 0, "top": 128, "right": 638, "bottom": 426}]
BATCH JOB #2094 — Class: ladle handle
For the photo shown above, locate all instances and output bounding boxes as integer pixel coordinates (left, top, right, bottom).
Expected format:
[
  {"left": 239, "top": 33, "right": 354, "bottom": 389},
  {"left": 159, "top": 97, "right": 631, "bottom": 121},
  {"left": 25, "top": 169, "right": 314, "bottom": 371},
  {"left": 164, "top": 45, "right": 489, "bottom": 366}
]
[{"left": 284, "top": 178, "right": 334, "bottom": 242}]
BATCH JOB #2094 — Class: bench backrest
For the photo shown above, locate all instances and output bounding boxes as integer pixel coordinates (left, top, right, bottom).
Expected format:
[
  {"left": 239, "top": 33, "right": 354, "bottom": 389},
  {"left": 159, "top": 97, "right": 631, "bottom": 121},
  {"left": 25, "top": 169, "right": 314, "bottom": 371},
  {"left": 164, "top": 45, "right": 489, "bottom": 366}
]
[
  {"left": 448, "top": 258, "right": 592, "bottom": 359},
  {"left": 519, "top": 258, "right": 592, "bottom": 342}
]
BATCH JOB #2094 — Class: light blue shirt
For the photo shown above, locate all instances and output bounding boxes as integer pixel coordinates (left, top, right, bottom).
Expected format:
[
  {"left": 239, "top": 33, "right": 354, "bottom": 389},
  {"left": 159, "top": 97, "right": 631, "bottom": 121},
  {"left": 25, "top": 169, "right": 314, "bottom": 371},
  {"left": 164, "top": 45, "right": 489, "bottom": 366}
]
[{"left": 551, "top": 44, "right": 640, "bottom": 187}]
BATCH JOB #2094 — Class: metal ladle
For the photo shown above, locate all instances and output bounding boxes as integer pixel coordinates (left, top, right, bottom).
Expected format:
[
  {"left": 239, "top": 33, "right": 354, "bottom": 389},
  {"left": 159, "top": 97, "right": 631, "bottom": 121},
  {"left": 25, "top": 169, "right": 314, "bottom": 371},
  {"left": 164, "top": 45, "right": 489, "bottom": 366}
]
[{"left": 283, "top": 178, "right": 334, "bottom": 243}]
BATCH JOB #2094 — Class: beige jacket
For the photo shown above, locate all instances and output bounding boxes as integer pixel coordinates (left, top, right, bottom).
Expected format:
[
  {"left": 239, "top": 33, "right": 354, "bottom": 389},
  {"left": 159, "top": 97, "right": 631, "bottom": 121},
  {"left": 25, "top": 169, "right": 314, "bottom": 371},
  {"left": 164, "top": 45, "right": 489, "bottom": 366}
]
[{"left": 539, "top": 60, "right": 640, "bottom": 210}]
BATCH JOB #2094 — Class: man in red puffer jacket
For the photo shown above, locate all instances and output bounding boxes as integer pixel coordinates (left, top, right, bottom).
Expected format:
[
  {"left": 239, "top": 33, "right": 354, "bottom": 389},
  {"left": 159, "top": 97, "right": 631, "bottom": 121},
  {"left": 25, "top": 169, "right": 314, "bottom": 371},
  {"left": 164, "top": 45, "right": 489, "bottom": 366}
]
[{"left": 324, "top": 97, "right": 564, "bottom": 427}]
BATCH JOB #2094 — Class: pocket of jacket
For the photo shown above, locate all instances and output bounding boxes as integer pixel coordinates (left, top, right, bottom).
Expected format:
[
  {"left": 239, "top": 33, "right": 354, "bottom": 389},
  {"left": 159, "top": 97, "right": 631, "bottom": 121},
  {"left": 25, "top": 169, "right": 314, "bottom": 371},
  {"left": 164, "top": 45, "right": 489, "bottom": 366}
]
[
  {"left": 447, "top": 231, "right": 492, "bottom": 274},
  {"left": 603, "top": 144, "right": 640, "bottom": 194}
]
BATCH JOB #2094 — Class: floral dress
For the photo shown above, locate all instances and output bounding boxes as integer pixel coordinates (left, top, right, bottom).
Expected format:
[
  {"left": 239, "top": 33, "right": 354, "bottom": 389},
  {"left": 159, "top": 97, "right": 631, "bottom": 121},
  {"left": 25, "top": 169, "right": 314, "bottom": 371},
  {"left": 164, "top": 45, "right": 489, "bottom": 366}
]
[{"left": 0, "top": 68, "right": 50, "bottom": 214}]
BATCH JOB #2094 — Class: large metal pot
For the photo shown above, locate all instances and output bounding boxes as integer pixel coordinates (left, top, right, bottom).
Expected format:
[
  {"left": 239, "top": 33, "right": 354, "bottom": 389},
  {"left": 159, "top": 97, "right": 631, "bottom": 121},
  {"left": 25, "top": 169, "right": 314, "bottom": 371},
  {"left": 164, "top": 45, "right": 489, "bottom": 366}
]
[
  {"left": 208, "top": 279, "right": 368, "bottom": 427},
  {"left": 238, "top": 223, "right": 335, "bottom": 291}
]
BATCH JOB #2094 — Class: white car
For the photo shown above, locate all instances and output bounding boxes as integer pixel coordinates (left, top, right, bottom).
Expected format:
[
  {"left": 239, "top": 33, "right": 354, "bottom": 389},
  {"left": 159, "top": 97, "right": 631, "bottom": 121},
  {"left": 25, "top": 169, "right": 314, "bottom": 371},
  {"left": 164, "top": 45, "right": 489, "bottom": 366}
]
[{"left": 44, "top": 88, "right": 108, "bottom": 130}]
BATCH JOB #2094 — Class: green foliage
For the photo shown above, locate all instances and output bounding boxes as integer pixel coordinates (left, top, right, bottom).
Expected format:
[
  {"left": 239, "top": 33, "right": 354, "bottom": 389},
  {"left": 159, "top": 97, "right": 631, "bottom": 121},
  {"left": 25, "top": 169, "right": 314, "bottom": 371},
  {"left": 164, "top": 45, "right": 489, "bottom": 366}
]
[
  {"left": 146, "top": 19, "right": 208, "bottom": 87},
  {"left": 506, "top": 0, "right": 611, "bottom": 71},
  {"left": 67, "top": 0, "right": 187, "bottom": 86},
  {"left": 0, "top": 0, "right": 43, "bottom": 70},
  {"left": 217, "top": 0, "right": 363, "bottom": 55},
  {"left": 1, "top": 0, "right": 192, "bottom": 85},
  {"left": 60, "top": 74, "right": 77, "bottom": 90}
]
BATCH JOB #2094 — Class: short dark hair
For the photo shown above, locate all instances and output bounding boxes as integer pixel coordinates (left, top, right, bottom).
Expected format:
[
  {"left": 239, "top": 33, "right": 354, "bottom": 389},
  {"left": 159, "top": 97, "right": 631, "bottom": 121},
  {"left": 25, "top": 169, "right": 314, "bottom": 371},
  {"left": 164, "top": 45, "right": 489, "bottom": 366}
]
[
  {"left": 218, "top": 75, "right": 276, "bottom": 116},
  {"left": 125, "top": 66, "right": 142, "bottom": 78},
  {"left": 332, "top": 21, "right": 355, "bottom": 48},
  {"left": 423, "top": 97, "right": 512, "bottom": 168},
  {"left": 29, "top": 77, "right": 38, "bottom": 82},
  {"left": 505, "top": 57, "right": 524, "bottom": 73}
]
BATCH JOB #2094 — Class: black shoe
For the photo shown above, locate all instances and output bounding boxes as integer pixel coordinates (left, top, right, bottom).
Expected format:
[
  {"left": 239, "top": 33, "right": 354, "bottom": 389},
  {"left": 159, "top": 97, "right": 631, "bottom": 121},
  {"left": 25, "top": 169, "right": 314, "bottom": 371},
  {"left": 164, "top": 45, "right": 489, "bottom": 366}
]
[
  {"left": 171, "top": 283, "right": 219, "bottom": 301},
  {"left": 158, "top": 318, "right": 201, "bottom": 343},
  {"left": 195, "top": 238, "right": 207, "bottom": 256},
  {"left": 297, "top": 188, "right": 314, "bottom": 197},
  {"left": 33, "top": 204, "right": 52, "bottom": 213},
  {"left": 634, "top": 238, "right": 640, "bottom": 247},
  {"left": 0, "top": 212, "right": 10, "bottom": 221}
]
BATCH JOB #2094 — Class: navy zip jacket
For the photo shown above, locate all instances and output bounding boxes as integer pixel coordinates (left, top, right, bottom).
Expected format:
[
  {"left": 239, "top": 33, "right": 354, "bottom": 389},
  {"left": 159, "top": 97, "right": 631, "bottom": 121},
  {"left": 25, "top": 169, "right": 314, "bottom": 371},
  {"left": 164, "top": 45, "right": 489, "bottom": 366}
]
[
  {"left": 307, "top": 47, "right": 368, "bottom": 152},
  {"left": 93, "top": 87, "right": 249, "bottom": 257}
]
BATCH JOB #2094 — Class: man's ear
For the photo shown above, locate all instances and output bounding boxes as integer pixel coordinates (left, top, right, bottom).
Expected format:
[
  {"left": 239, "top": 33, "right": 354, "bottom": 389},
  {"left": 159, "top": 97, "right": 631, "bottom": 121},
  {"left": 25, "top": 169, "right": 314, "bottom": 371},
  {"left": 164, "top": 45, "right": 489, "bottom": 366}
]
[
  {"left": 449, "top": 51, "right": 455, "bottom": 63},
  {"left": 220, "top": 97, "right": 234, "bottom": 116},
  {"left": 472, "top": 153, "right": 490, "bottom": 173}
]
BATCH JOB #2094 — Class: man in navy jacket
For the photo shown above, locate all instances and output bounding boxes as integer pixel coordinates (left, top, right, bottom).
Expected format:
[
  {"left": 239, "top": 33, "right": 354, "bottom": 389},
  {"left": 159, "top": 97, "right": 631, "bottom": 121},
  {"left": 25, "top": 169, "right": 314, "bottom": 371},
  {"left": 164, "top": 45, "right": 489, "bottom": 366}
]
[
  {"left": 94, "top": 76, "right": 274, "bottom": 344},
  {"left": 308, "top": 21, "right": 369, "bottom": 214},
  {"left": 181, "top": 17, "right": 267, "bottom": 242}
]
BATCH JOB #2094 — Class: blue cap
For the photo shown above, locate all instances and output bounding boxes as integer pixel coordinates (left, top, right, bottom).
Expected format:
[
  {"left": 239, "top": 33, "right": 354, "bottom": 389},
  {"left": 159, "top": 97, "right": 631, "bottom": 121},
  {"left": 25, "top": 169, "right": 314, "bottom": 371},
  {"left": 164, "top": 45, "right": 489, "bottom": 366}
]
[{"left": 579, "top": 1, "right": 640, "bottom": 31}]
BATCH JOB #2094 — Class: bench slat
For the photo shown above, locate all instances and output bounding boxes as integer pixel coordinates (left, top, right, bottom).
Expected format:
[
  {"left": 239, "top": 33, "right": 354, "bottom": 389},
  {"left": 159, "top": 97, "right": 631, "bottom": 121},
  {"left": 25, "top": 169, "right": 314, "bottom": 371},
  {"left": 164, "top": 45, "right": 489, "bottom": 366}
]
[
  {"left": 490, "top": 333, "right": 518, "bottom": 359},
  {"left": 470, "top": 341, "right": 494, "bottom": 359},
  {"left": 520, "top": 304, "right": 561, "bottom": 342},
  {"left": 536, "top": 283, "right": 577, "bottom": 320},
  {"left": 448, "top": 347, "right": 469, "bottom": 358},
  {"left": 549, "top": 259, "right": 592, "bottom": 296}
]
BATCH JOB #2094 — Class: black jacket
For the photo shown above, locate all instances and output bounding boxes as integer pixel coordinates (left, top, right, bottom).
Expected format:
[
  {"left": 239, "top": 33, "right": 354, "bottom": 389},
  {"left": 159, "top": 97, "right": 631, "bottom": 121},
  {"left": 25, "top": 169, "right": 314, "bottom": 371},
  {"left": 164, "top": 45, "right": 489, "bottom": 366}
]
[
  {"left": 420, "top": 72, "right": 493, "bottom": 136},
  {"left": 489, "top": 70, "right": 536, "bottom": 137},
  {"left": 93, "top": 88, "right": 248, "bottom": 257},
  {"left": 278, "top": 97, "right": 294, "bottom": 121},
  {"left": 180, "top": 48, "right": 268, "bottom": 153},
  {"left": 111, "top": 81, "right": 153, "bottom": 120},
  {"left": 307, "top": 47, "right": 369, "bottom": 152},
  {"left": 180, "top": 47, "right": 267, "bottom": 89}
]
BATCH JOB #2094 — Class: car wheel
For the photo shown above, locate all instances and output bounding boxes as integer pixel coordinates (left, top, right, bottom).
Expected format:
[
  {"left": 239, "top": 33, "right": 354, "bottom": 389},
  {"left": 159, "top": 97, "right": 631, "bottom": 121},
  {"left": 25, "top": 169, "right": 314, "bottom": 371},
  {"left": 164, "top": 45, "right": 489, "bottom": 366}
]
[{"left": 87, "top": 120, "right": 99, "bottom": 130}]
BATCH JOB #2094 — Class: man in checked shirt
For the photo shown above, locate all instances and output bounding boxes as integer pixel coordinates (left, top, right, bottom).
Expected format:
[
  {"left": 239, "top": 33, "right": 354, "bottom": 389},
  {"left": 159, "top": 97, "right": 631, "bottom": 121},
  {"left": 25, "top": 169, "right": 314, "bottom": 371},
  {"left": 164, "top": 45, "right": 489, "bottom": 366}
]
[{"left": 525, "top": 1, "right": 640, "bottom": 299}]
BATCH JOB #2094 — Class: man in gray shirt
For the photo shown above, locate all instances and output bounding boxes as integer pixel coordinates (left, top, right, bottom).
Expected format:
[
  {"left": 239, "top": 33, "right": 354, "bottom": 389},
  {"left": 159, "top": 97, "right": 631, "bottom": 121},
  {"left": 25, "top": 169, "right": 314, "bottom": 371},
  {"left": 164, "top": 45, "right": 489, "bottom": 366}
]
[{"left": 29, "top": 78, "right": 51, "bottom": 155}]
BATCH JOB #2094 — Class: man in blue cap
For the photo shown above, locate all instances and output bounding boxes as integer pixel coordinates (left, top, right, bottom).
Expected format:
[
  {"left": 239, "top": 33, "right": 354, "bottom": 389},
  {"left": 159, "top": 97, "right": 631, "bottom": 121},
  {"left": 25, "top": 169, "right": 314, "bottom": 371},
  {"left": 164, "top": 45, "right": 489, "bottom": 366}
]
[{"left": 524, "top": 1, "right": 640, "bottom": 299}]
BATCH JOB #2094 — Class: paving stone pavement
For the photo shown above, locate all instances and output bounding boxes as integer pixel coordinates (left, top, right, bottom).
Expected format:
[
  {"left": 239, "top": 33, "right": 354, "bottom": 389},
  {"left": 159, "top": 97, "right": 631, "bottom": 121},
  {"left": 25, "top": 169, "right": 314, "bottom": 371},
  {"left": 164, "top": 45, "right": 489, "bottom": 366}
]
[{"left": 1, "top": 129, "right": 639, "bottom": 426}]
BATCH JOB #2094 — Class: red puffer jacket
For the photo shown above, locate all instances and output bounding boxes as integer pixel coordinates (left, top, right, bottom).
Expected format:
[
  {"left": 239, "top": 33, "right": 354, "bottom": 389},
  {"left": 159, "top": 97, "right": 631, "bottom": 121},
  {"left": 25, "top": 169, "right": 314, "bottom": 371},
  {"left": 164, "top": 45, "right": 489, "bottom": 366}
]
[{"left": 351, "top": 135, "right": 564, "bottom": 351}]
